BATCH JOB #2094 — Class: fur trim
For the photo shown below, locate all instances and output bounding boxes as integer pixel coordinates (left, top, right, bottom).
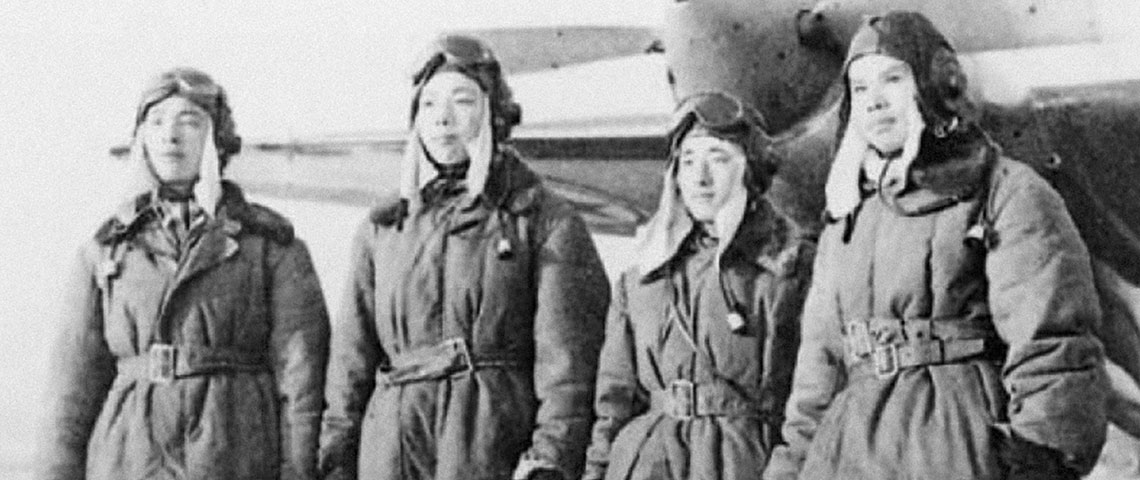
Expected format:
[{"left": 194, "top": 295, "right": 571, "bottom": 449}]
[
  {"left": 908, "top": 127, "right": 996, "bottom": 196},
  {"left": 97, "top": 181, "right": 295, "bottom": 245},
  {"left": 214, "top": 181, "right": 295, "bottom": 244},
  {"left": 640, "top": 197, "right": 802, "bottom": 280},
  {"left": 373, "top": 146, "right": 542, "bottom": 227},
  {"left": 94, "top": 193, "right": 160, "bottom": 245}
]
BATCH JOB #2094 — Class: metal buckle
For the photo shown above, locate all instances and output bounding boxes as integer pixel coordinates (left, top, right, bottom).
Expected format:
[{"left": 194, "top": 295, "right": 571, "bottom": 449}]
[
  {"left": 844, "top": 321, "right": 874, "bottom": 358},
  {"left": 669, "top": 380, "right": 697, "bottom": 419},
  {"left": 148, "top": 344, "right": 176, "bottom": 384},
  {"left": 444, "top": 338, "right": 474, "bottom": 375},
  {"left": 873, "top": 344, "right": 900, "bottom": 379}
]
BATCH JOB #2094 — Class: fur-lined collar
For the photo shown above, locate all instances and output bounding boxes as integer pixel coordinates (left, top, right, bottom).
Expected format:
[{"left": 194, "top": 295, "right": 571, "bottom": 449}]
[
  {"left": 642, "top": 197, "right": 805, "bottom": 281},
  {"left": 96, "top": 180, "right": 294, "bottom": 245},
  {"left": 904, "top": 125, "right": 997, "bottom": 197},
  {"left": 371, "top": 146, "right": 543, "bottom": 226}
]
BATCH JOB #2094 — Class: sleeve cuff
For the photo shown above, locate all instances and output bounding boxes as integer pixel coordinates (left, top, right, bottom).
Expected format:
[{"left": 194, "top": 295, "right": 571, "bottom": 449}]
[{"left": 513, "top": 453, "right": 563, "bottom": 480}]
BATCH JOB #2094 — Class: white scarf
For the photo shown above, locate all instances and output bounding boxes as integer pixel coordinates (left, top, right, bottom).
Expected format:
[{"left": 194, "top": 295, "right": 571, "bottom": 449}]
[
  {"left": 824, "top": 97, "right": 925, "bottom": 218},
  {"left": 126, "top": 119, "right": 222, "bottom": 217},
  {"left": 634, "top": 151, "right": 749, "bottom": 276},
  {"left": 399, "top": 95, "right": 494, "bottom": 205}
]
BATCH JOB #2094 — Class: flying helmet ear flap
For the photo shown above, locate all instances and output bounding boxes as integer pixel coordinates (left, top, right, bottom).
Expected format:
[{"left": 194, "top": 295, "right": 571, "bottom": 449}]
[
  {"left": 499, "top": 101, "right": 521, "bottom": 127},
  {"left": 741, "top": 103, "right": 778, "bottom": 194},
  {"left": 745, "top": 130, "right": 780, "bottom": 195},
  {"left": 925, "top": 45, "right": 973, "bottom": 132},
  {"left": 492, "top": 98, "right": 522, "bottom": 141}
]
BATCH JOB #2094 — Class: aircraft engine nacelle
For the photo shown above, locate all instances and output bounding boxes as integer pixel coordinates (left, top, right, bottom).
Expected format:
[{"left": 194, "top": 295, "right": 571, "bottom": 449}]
[
  {"left": 661, "top": 0, "right": 1099, "bottom": 135},
  {"left": 661, "top": 0, "right": 845, "bottom": 134}
]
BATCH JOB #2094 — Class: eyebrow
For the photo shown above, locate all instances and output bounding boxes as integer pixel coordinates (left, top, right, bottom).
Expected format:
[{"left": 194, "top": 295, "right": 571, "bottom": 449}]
[
  {"left": 849, "top": 61, "right": 909, "bottom": 82},
  {"left": 426, "top": 83, "right": 480, "bottom": 92},
  {"left": 450, "top": 86, "right": 481, "bottom": 95},
  {"left": 680, "top": 145, "right": 737, "bottom": 156},
  {"left": 881, "top": 64, "right": 909, "bottom": 76},
  {"left": 149, "top": 107, "right": 206, "bottom": 119}
]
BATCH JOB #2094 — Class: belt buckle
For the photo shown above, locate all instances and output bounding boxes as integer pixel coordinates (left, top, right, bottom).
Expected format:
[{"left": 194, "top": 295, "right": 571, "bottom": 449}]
[
  {"left": 844, "top": 321, "right": 874, "bottom": 358},
  {"left": 148, "top": 344, "right": 176, "bottom": 384},
  {"left": 669, "top": 380, "right": 696, "bottom": 419},
  {"left": 445, "top": 338, "right": 474, "bottom": 375},
  {"left": 873, "top": 344, "right": 900, "bottom": 379}
]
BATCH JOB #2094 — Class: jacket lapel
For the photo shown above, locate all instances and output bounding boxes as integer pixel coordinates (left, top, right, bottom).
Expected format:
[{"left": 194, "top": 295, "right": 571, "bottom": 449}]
[
  {"left": 158, "top": 206, "right": 243, "bottom": 328},
  {"left": 173, "top": 217, "right": 241, "bottom": 287}
]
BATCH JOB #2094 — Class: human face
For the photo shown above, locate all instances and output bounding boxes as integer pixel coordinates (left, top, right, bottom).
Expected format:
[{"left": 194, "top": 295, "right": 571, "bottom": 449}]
[
  {"left": 139, "top": 96, "right": 210, "bottom": 183},
  {"left": 675, "top": 134, "right": 747, "bottom": 224},
  {"left": 847, "top": 54, "right": 920, "bottom": 154},
  {"left": 414, "top": 71, "right": 487, "bottom": 165}
]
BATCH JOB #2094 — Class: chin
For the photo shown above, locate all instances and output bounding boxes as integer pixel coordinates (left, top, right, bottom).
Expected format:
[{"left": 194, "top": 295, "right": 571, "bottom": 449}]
[
  {"left": 153, "top": 164, "right": 197, "bottom": 181},
  {"left": 871, "top": 138, "right": 906, "bottom": 154},
  {"left": 158, "top": 174, "right": 198, "bottom": 184},
  {"left": 685, "top": 208, "right": 715, "bottom": 223},
  {"left": 425, "top": 146, "right": 465, "bottom": 164}
]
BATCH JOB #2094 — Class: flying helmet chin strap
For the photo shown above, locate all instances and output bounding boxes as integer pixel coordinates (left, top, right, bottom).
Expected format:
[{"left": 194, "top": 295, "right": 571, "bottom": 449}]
[
  {"left": 126, "top": 121, "right": 222, "bottom": 217},
  {"left": 399, "top": 95, "right": 494, "bottom": 205},
  {"left": 825, "top": 94, "right": 926, "bottom": 220},
  {"left": 711, "top": 170, "right": 748, "bottom": 262},
  {"left": 193, "top": 121, "right": 221, "bottom": 218}
]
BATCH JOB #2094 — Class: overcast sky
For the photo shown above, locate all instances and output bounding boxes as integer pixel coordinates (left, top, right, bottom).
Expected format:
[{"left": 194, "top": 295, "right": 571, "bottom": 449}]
[
  {"left": 0, "top": 1, "right": 664, "bottom": 466},
  {"left": 0, "top": 0, "right": 666, "bottom": 292}
]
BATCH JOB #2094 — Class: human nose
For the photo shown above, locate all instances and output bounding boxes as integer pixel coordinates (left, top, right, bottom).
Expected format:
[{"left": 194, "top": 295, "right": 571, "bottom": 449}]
[
  {"left": 697, "top": 160, "right": 712, "bottom": 186},
  {"left": 157, "top": 121, "right": 181, "bottom": 144},
  {"left": 433, "top": 101, "right": 455, "bottom": 127},
  {"left": 866, "top": 84, "right": 888, "bottom": 112}
]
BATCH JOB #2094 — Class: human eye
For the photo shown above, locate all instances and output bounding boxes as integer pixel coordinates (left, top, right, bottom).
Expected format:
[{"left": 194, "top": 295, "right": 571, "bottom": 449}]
[
  {"left": 851, "top": 83, "right": 868, "bottom": 94},
  {"left": 178, "top": 114, "right": 204, "bottom": 128}
]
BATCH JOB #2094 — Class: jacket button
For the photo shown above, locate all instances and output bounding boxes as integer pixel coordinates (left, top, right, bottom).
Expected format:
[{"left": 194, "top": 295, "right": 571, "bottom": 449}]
[
  {"left": 726, "top": 312, "right": 746, "bottom": 332},
  {"left": 496, "top": 237, "right": 513, "bottom": 259}
]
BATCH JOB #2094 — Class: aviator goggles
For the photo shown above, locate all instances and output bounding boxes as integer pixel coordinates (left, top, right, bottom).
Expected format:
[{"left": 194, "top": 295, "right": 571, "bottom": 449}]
[
  {"left": 670, "top": 91, "right": 766, "bottom": 133},
  {"left": 412, "top": 35, "right": 501, "bottom": 87},
  {"left": 136, "top": 71, "right": 224, "bottom": 126},
  {"left": 668, "top": 91, "right": 768, "bottom": 154}
]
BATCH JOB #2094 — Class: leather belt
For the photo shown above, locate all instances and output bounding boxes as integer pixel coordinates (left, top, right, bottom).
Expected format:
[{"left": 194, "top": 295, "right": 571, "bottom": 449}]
[
  {"left": 649, "top": 380, "right": 765, "bottom": 420},
  {"left": 117, "top": 344, "right": 268, "bottom": 384},
  {"left": 843, "top": 316, "right": 1004, "bottom": 379},
  {"left": 378, "top": 338, "right": 531, "bottom": 386}
]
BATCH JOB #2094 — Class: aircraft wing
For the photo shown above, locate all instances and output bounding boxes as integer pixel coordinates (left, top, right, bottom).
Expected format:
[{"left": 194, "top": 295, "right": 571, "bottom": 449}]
[
  {"left": 110, "top": 46, "right": 679, "bottom": 238},
  {"left": 450, "top": 26, "right": 661, "bottom": 74},
  {"left": 145, "top": 113, "right": 672, "bottom": 237}
]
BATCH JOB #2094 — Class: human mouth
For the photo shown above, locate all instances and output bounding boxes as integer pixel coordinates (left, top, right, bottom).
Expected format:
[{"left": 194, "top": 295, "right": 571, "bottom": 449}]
[
  {"left": 429, "top": 134, "right": 461, "bottom": 145},
  {"left": 690, "top": 192, "right": 716, "bottom": 203}
]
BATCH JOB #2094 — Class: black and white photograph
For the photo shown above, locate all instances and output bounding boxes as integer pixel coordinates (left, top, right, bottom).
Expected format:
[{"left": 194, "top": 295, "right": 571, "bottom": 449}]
[{"left": 2, "top": 1, "right": 1140, "bottom": 479}]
